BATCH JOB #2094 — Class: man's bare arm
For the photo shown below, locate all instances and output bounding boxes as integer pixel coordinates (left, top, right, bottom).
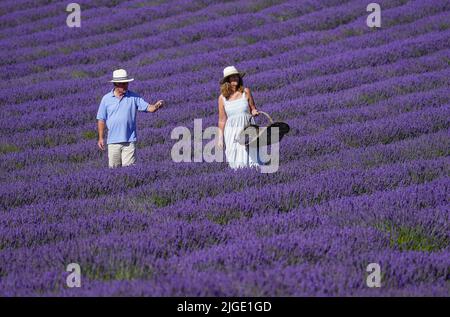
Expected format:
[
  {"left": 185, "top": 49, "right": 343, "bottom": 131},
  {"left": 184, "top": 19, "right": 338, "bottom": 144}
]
[
  {"left": 98, "top": 120, "right": 105, "bottom": 139},
  {"left": 97, "top": 120, "right": 106, "bottom": 150}
]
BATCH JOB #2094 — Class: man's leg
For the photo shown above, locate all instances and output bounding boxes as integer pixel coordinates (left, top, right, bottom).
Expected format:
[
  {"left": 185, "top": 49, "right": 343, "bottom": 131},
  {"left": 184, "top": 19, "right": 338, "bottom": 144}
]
[
  {"left": 121, "top": 142, "right": 136, "bottom": 167},
  {"left": 108, "top": 143, "right": 123, "bottom": 168}
]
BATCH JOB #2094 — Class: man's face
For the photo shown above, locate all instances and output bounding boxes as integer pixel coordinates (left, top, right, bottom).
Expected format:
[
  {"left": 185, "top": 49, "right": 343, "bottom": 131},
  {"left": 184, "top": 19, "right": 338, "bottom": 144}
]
[{"left": 115, "top": 82, "right": 128, "bottom": 95}]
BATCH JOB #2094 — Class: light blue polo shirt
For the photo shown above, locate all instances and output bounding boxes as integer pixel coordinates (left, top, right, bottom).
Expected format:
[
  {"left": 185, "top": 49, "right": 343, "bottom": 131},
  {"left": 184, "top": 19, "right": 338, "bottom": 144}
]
[{"left": 96, "top": 89, "right": 149, "bottom": 144}]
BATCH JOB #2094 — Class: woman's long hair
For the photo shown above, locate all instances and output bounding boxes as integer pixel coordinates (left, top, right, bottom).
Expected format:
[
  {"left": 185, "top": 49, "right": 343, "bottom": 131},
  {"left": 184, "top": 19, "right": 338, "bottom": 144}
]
[{"left": 220, "top": 76, "right": 244, "bottom": 99}]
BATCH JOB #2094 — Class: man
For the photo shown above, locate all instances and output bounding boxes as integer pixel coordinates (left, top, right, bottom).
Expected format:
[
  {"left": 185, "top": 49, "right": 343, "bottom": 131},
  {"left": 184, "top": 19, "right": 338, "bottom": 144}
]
[{"left": 96, "top": 69, "right": 164, "bottom": 168}]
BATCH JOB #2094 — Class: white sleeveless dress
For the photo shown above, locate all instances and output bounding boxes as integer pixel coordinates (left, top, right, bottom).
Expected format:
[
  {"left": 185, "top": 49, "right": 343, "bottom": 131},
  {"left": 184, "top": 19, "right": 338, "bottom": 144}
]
[{"left": 223, "top": 90, "right": 259, "bottom": 169}]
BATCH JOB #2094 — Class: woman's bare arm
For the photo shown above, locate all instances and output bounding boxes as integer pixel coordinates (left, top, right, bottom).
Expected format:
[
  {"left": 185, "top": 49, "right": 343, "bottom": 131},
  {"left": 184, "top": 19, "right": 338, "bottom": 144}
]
[
  {"left": 245, "top": 87, "right": 259, "bottom": 115},
  {"left": 217, "top": 95, "right": 227, "bottom": 147}
]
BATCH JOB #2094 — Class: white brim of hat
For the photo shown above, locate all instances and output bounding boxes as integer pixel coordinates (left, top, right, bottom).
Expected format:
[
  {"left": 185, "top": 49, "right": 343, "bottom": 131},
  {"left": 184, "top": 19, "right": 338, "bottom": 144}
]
[
  {"left": 110, "top": 78, "right": 134, "bottom": 83},
  {"left": 220, "top": 72, "right": 245, "bottom": 84}
]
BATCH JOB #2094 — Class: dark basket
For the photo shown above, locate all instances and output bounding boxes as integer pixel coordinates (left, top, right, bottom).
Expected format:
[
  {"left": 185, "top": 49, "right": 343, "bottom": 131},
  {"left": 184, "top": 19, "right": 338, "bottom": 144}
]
[{"left": 236, "top": 111, "right": 290, "bottom": 147}]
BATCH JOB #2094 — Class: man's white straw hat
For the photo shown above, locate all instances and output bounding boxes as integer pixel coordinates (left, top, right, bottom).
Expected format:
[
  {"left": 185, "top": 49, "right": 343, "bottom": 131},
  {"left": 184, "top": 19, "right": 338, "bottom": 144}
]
[
  {"left": 110, "top": 69, "right": 134, "bottom": 83},
  {"left": 220, "top": 66, "right": 246, "bottom": 84}
]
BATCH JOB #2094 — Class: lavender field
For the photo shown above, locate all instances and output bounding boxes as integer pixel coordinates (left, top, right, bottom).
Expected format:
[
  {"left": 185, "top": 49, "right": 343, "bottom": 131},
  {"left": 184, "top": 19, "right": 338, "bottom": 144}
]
[{"left": 0, "top": 0, "right": 449, "bottom": 296}]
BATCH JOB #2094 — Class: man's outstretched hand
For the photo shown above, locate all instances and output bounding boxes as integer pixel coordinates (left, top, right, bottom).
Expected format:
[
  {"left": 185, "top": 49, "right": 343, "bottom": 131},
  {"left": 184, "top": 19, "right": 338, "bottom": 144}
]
[{"left": 149, "top": 100, "right": 165, "bottom": 112}]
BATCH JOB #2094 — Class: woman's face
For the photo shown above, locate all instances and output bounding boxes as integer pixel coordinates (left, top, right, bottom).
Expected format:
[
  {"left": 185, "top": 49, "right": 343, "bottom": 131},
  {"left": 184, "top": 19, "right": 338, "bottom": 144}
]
[{"left": 228, "top": 74, "right": 240, "bottom": 86}]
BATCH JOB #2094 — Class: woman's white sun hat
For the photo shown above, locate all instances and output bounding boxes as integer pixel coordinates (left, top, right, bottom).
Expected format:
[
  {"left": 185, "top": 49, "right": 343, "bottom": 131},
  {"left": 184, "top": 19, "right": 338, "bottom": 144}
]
[
  {"left": 220, "top": 66, "right": 246, "bottom": 84},
  {"left": 110, "top": 69, "right": 134, "bottom": 83}
]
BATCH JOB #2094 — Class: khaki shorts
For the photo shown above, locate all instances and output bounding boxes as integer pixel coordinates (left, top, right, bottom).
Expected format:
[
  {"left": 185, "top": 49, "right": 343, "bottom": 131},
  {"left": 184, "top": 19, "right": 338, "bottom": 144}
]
[{"left": 108, "top": 142, "right": 136, "bottom": 168}]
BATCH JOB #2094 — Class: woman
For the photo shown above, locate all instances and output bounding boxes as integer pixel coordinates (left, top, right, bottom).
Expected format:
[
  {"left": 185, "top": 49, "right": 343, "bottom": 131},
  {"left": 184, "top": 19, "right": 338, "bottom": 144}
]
[{"left": 217, "top": 66, "right": 260, "bottom": 169}]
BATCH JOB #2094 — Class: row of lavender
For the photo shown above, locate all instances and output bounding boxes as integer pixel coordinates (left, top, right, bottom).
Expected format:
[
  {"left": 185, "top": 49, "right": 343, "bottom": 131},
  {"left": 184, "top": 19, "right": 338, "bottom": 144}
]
[
  {"left": 2, "top": 0, "right": 447, "bottom": 96},
  {"left": 1, "top": 161, "right": 448, "bottom": 295}
]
